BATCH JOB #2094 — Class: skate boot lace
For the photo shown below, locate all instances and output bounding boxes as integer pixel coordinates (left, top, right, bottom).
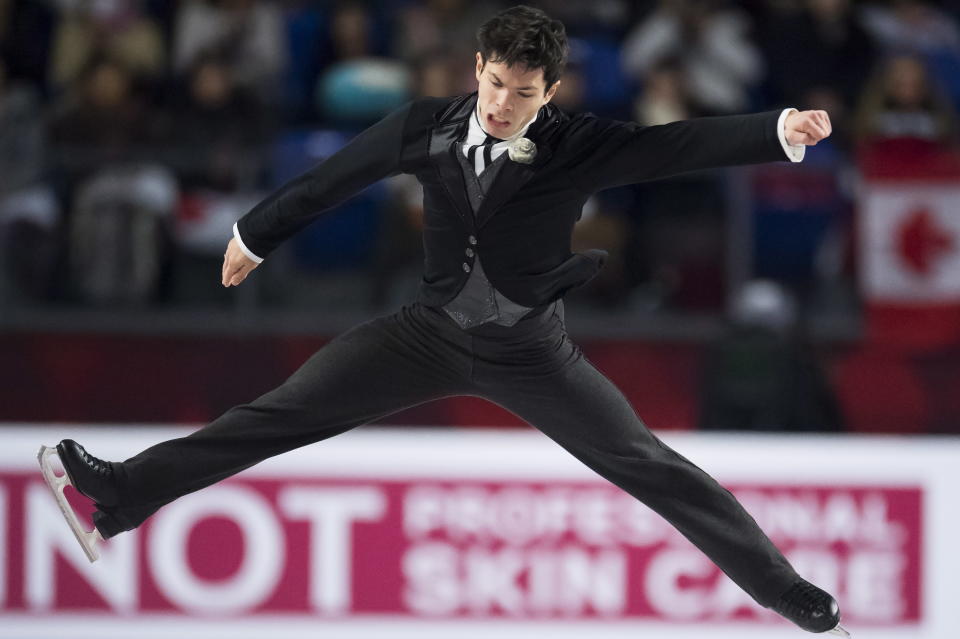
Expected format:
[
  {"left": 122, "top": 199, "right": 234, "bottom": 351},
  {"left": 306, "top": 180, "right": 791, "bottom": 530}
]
[{"left": 78, "top": 448, "right": 114, "bottom": 478}]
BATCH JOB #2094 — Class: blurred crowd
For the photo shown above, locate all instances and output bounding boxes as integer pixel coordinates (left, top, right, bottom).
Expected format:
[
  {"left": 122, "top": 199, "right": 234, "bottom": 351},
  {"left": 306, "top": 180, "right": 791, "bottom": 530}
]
[{"left": 1, "top": 0, "right": 959, "bottom": 314}]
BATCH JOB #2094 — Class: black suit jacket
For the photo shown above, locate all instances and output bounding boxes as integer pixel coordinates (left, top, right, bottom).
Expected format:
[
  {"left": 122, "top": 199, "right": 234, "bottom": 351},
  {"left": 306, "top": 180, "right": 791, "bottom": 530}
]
[{"left": 237, "top": 93, "right": 791, "bottom": 308}]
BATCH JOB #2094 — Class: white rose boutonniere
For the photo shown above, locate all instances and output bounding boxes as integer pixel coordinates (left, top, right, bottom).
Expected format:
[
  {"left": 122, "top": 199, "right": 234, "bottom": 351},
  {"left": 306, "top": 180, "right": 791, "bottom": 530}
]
[{"left": 508, "top": 137, "right": 537, "bottom": 164}]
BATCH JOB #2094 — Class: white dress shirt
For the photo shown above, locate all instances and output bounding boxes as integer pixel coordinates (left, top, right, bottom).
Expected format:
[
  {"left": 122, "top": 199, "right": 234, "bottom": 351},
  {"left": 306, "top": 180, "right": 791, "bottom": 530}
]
[{"left": 461, "top": 105, "right": 540, "bottom": 175}]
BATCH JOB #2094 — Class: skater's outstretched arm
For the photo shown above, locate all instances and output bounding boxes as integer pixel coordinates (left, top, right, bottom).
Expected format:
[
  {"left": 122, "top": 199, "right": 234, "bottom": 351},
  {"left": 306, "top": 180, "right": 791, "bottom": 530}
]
[
  {"left": 230, "top": 101, "right": 416, "bottom": 264},
  {"left": 565, "top": 108, "right": 831, "bottom": 192}
]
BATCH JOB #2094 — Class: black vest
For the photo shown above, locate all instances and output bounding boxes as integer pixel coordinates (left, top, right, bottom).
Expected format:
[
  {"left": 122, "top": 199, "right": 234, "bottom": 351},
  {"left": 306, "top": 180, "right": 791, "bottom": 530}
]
[{"left": 400, "top": 93, "right": 607, "bottom": 308}]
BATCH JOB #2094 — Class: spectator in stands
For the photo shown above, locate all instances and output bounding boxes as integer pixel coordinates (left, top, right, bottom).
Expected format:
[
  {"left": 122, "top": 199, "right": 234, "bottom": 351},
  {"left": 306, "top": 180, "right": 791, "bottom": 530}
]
[
  {"left": 49, "top": 54, "right": 159, "bottom": 182},
  {"left": 315, "top": 2, "right": 410, "bottom": 124},
  {"left": 621, "top": 0, "right": 763, "bottom": 115},
  {"left": 699, "top": 279, "right": 844, "bottom": 432},
  {"left": 48, "top": 0, "right": 165, "bottom": 94},
  {"left": 410, "top": 49, "right": 457, "bottom": 99},
  {"left": 173, "top": 0, "right": 287, "bottom": 99},
  {"left": 861, "top": 0, "right": 960, "bottom": 106},
  {"left": 633, "top": 58, "right": 693, "bottom": 125},
  {"left": 168, "top": 53, "right": 268, "bottom": 191},
  {"left": 394, "top": 0, "right": 498, "bottom": 61},
  {"left": 853, "top": 53, "right": 957, "bottom": 146},
  {"left": 760, "top": 0, "right": 876, "bottom": 149},
  {"left": 624, "top": 55, "right": 724, "bottom": 312},
  {"left": 0, "top": 59, "right": 60, "bottom": 301},
  {"left": 329, "top": 1, "right": 373, "bottom": 61},
  {"left": 48, "top": 53, "right": 175, "bottom": 306},
  {"left": 0, "top": 60, "right": 45, "bottom": 199},
  {"left": 152, "top": 54, "right": 269, "bottom": 295}
]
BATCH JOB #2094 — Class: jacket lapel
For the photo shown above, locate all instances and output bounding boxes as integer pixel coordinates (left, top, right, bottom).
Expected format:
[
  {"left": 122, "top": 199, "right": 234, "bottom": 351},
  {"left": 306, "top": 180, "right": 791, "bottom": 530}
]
[
  {"left": 427, "top": 96, "right": 562, "bottom": 228},
  {"left": 428, "top": 95, "right": 475, "bottom": 223},
  {"left": 474, "top": 138, "right": 553, "bottom": 228}
]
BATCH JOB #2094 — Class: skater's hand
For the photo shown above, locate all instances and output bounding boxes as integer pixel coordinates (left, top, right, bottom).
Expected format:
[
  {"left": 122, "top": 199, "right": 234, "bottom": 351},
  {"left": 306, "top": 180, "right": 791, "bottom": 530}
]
[
  {"left": 222, "top": 238, "right": 260, "bottom": 287},
  {"left": 784, "top": 110, "right": 832, "bottom": 146}
]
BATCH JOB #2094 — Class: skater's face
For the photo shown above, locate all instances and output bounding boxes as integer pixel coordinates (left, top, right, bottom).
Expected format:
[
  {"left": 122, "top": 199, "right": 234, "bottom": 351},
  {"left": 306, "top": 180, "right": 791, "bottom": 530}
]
[{"left": 475, "top": 52, "right": 558, "bottom": 139}]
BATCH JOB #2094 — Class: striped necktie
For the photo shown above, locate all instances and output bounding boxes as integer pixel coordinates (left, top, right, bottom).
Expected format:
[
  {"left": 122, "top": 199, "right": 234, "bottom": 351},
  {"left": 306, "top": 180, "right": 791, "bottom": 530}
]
[{"left": 467, "top": 134, "right": 502, "bottom": 176}]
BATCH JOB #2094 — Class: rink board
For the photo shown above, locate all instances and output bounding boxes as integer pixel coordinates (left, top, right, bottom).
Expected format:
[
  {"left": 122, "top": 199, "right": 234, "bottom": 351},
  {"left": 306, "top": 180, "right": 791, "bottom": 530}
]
[{"left": 0, "top": 425, "right": 957, "bottom": 639}]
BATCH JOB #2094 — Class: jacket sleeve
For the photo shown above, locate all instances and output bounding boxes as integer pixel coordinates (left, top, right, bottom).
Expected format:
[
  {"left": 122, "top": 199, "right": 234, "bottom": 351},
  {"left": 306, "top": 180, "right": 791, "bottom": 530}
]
[
  {"left": 235, "top": 101, "right": 413, "bottom": 260},
  {"left": 568, "top": 110, "right": 790, "bottom": 193}
]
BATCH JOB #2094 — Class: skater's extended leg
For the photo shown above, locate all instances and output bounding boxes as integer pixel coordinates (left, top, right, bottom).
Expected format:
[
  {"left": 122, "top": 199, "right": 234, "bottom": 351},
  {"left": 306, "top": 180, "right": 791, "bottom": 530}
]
[
  {"left": 468, "top": 312, "right": 797, "bottom": 607},
  {"left": 473, "top": 318, "right": 845, "bottom": 632},
  {"left": 73, "top": 304, "right": 472, "bottom": 535}
]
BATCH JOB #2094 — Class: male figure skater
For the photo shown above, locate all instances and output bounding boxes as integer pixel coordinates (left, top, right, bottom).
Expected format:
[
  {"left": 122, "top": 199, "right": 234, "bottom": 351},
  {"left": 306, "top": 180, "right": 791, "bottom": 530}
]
[{"left": 40, "top": 5, "right": 846, "bottom": 635}]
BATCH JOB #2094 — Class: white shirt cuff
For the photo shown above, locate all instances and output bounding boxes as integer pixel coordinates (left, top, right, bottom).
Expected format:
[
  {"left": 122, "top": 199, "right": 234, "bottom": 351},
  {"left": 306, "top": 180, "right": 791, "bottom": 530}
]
[
  {"left": 777, "top": 108, "right": 805, "bottom": 163},
  {"left": 233, "top": 221, "right": 264, "bottom": 263}
]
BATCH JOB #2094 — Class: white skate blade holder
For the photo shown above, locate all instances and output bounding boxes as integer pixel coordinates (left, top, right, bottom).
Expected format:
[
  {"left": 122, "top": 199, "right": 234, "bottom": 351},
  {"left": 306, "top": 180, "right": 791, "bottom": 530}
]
[
  {"left": 37, "top": 445, "right": 104, "bottom": 562},
  {"left": 828, "top": 623, "right": 852, "bottom": 637}
]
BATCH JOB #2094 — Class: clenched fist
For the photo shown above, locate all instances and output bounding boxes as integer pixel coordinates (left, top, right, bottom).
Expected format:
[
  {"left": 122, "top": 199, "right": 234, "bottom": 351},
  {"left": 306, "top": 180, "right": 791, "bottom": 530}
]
[
  {"left": 221, "top": 237, "right": 260, "bottom": 287},
  {"left": 784, "top": 110, "right": 832, "bottom": 146}
]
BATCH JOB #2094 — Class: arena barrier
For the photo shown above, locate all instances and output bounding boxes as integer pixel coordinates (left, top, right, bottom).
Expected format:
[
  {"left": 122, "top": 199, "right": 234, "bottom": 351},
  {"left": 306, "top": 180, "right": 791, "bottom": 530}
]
[{"left": 1, "top": 425, "right": 956, "bottom": 639}]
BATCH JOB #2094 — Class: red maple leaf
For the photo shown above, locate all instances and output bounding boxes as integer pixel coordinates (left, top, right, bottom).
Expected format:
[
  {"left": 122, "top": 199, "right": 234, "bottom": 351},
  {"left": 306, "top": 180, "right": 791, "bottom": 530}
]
[{"left": 896, "top": 207, "right": 955, "bottom": 275}]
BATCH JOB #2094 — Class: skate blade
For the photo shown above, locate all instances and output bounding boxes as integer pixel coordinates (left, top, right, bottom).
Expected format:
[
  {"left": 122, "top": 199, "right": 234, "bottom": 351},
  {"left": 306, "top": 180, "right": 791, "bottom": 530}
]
[
  {"left": 827, "top": 623, "right": 851, "bottom": 637},
  {"left": 37, "top": 445, "right": 103, "bottom": 562}
]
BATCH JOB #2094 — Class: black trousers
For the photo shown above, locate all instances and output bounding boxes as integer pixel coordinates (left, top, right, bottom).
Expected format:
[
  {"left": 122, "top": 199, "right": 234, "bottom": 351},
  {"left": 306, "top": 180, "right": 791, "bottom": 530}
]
[{"left": 104, "top": 302, "right": 798, "bottom": 607}]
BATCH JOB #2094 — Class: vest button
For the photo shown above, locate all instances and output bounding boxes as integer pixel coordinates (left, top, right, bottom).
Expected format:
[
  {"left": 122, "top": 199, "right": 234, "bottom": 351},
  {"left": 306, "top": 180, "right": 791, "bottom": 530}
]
[
  {"left": 465, "top": 248, "right": 475, "bottom": 257},
  {"left": 468, "top": 235, "right": 477, "bottom": 245},
  {"left": 462, "top": 262, "right": 471, "bottom": 273}
]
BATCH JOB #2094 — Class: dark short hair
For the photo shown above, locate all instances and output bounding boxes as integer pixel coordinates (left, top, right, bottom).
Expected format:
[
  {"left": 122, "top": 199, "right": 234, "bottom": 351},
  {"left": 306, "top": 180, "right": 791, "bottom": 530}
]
[{"left": 476, "top": 5, "right": 568, "bottom": 92}]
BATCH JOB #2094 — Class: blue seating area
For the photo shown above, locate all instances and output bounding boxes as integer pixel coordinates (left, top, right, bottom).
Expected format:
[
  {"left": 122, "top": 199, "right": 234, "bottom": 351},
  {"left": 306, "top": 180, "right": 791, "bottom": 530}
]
[{"left": 272, "top": 129, "right": 389, "bottom": 271}]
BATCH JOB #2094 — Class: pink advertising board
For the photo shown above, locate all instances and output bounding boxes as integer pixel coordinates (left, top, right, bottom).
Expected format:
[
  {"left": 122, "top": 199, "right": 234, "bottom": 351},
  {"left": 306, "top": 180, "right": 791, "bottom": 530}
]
[{"left": 0, "top": 427, "right": 953, "bottom": 639}]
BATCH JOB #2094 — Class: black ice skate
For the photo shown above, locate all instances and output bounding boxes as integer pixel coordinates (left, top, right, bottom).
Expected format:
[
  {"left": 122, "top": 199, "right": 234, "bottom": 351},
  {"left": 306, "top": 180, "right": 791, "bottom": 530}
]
[
  {"left": 773, "top": 578, "right": 850, "bottom": 636},
  {"left": 37, "top": 439, "right": 120, "bottom": 562}
]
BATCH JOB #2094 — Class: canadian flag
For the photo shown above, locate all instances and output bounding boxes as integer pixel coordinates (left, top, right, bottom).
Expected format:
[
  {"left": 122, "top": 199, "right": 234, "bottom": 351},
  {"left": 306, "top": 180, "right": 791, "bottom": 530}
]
[{"left": 859, "top": 142, "right": 960, "bottom": 350}]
